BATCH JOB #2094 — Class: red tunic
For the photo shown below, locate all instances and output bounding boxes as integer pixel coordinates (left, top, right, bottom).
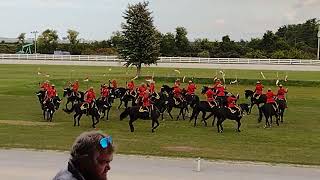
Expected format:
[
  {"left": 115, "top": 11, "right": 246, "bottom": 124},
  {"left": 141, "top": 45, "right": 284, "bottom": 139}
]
[
  {"left": 277, "top": 88, "right": 287, "bottom": 100},
  {"left": 255, "top": 84, "right": 264, "bottom": 95},
  {"left": 138, "top": 86, "right": 147, "bottom": 97},
  {"left": 266, "top": 91, "right": 276, "bottom": 103},
  {"left": 72, "top": 82, "right": 79, "bottom": 92},
  {"left": 216, "top": 86, "right": 225, "bottom": 97},
  {"left": 187, "top": 84, "right": 196, "bottom": 95},
  {"left": 85, "top": 90, "right": 96, "bottom": 103},
  {"left": 142, "top": 93, "right": 150, "bottom": 107},
  {"left": 173, "top": 86, "right": 181, "bottom": 96},
  {"left": 149, "top": 83, "right": 155, "bottom": 93},
  {"left": 111, "top": 80, "right": 117, "bottom": 88},
  {"left": 101, "top": 87, "right": 109, "bottom": 97},
  {"left": 227, "top": 96, "right": 237, "bottom": 108},
  {"left": 206, "top": 89, "right": 215, "bottom": 102},
  {"left": 41, "top": 82, "right": 50, "bottom": 91},
  {"left": 127, "top": 82, "right": 135, "bottom": 91}
]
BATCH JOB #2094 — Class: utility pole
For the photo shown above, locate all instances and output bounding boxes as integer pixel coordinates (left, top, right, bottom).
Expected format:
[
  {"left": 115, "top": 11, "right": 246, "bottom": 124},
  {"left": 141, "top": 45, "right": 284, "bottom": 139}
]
[
  {"left": 31, "top": 31, "right": 39, "bottom": 54},
  {"left": 317, "top": 25, "right": 320, "bottom": 60}
]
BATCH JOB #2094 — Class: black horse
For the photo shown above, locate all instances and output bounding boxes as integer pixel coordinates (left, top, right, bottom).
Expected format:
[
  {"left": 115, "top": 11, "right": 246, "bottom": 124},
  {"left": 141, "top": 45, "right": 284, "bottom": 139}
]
[
  {"left": 36, "top": 90, "right": 61, "bottom": 121},
  {"left": 276, "top": 99, "right": 286, "bottom": 123},
  {"left": 63, "top": 87, "right": 84, "bottom": 111},
  {"left": 161, "top": 85, "right": 188, "bottom": 120},
  {"left": 63, "top": 101, "right": 100, "bottom": 128},
  {"left": 96, "top": 98, "right": 112, "bottom": 120},
  {"left": 189, "top": 101, "right": 219, "bottom": 127},
  {"left": 244, "top": 90, "right": 267, "bottom": 114},
  {"left": 150, "top": 91, "right": 168, "bottom": 120},
  {"left": 118, "top": 89, "right": 137, "bottom": 109},
  {"left": 182, "top": 89, "right": 200, "bottom": 117},
  {"left": 259, "top": 103, "right": 280, "bottom": 128},
  {"left": 216, "top": 103, "right": 250, "bottom": 133},
  {"left": 120, "top": 105, "right": 160, "bottom": 132}
]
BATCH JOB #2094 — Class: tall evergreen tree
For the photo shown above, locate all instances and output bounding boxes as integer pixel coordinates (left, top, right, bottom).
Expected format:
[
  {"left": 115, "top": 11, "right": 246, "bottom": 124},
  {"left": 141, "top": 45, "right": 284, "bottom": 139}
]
[{"left": 120, "top": 1, "right": 160, "bottom": 76}]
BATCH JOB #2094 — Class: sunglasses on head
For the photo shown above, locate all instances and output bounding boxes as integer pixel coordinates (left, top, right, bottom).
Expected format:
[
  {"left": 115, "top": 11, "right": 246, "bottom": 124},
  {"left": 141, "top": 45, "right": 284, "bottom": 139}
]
[{"left": 99, "top": 136, "right": 112, "bottom": 149}]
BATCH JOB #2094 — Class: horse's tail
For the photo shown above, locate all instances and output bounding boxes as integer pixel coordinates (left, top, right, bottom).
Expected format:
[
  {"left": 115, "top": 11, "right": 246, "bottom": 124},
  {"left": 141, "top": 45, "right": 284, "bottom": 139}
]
[{"left": 120, "top": 107, "right": 130, "bottom": 120}]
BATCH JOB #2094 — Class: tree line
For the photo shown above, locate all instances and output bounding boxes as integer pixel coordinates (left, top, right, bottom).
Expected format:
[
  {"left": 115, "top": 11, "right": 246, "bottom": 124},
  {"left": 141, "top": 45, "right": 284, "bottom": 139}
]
[{"left": 0, "top": 10, "right": 318, "bottom": 60}]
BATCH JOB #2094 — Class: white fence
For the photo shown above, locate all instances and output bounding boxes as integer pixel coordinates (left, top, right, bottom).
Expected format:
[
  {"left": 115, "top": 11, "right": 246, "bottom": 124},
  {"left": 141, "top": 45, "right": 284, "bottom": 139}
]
[{"left": 1, "top": 53, "right": 320, "bottom": 65}]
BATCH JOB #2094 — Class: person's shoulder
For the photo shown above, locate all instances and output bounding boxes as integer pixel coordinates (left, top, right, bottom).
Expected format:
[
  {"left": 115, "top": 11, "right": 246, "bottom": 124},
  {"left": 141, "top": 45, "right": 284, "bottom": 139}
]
[{"left": 52, "top": 167, "right": 78, "bottom": 180}]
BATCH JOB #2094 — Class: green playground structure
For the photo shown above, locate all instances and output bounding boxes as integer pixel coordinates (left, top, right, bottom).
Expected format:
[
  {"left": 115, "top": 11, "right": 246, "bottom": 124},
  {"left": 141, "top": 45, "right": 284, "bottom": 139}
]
[{"left": 16, "top": 43, "right": 33, "bottom": 54}]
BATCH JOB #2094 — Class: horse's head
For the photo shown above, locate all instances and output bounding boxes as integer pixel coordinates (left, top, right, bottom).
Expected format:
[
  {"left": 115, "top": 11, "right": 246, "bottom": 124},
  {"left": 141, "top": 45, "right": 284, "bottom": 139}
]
[
  {"left": 63, "top": 87, "right": 71, "bottom": 97},
  {"left": 201, "top": 86, "right": 209, "bottom": 94},
  {"left": 161, "top": 85, "right": 173, "bottom": 94},
  {"left": 244, "top": 90, "right": 254, "bottom": 99}
]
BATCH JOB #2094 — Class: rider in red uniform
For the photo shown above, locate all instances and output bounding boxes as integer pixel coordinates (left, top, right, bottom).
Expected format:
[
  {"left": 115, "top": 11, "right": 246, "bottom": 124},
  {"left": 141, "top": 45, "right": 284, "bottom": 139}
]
[
  {"left": 149, "top": 81, "right": 155, "bottom": 94},
  {"left": 186, "top": 80, "right": 196, "bottom": 95},
  {"left": 40, "top": 80, "right": 51, "bottom": 91},
  {"left": 173, "top": 79, "right": 182, "bottom": 105},
  {"left": 84, "top": 87, "right": 96, "bottom": 110},
  {"left": 227, "top": 93, "right": 240, "bottom": 114},
  {"left": 216, "top": 84, "right": 225, "bottom": 97},
  {"left": 100, "top": 84, "right": 109, "bottom": 102},
  {"left": 206, "top": 88, "right": 216, "bottom": 108},
  {"left": 137, "top": 83, "right": 147, "bottom": 105},
  {"left": 43, "top": 84, "right": 56, "bottom": 103},
  {"left": 140, "top": 90, "right": 151, "bottom": 112},
  {"left": 213, "top": 79, "right": 221, "bottom": 89},
  {"left": 127, "top": 80, "right": 135, "bottom": 96},
  {"left": 71, "top": 80, "right": 80, "bottom": 97},
  {"left": 277, "top": 84, "right": 288, "bottom": 108},
  {"left": 266, "top": 88, "right": 278, "bottom": 110},
  {"left": 254, "top": 81, "right": 264, "bottom": 99},
  {"left": 111, "top": 79, "right": 117, "bottom": 89}
]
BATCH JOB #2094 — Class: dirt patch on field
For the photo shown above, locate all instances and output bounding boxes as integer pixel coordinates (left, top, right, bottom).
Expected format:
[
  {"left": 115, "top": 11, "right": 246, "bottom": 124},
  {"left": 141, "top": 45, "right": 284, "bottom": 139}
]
[
  {"left": 0, "top": 120, "right": 58, "bottom": 126},
  {"left": 163, "top": 146, "right": 202, "bottom": 153}
]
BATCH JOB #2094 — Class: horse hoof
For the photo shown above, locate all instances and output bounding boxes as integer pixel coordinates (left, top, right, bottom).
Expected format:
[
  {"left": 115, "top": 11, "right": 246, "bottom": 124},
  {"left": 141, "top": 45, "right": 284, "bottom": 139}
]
[
  {"left": 264, "top": 125, "right": 267, "bottom": 128},
  {"left": 237, "top": 130, "right": 241, "bottom": 132}
]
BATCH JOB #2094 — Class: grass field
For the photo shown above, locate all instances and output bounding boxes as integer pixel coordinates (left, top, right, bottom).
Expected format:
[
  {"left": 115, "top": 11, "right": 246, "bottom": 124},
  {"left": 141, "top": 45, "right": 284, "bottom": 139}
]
[{"left": 0, "top": 64, "right": 320, "bottom": 165}]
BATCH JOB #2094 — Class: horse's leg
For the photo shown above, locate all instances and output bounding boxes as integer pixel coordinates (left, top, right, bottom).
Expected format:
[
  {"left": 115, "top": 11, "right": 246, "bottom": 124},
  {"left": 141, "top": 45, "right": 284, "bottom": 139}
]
[
  {"left": 201, "top": 112, "right": 207, "bottom": 127},
  {"left": 129, "top": 118, "right": 136, "bottom": 132},
  {"left": 106, "top": 108, "right": 110, "bottom": 121},
  {"left": 258, "top": 107, "right": 263, "bottom": 123},
  {"left": 118, "top": 100, "right": 123, "bottom": 109},
  {"left": 212, "top": 115, "right": 216, "bottom": 127},
  {"left": 236, "top": 119, "right": 241, "bottom": 132},
  {"left": 193, "top": 111, "right": 199, "bottom": 127},
  {"left": 220, "top": 120, "right": 224, "bottom": 133},
  {"left": 73, "top": 113, "right": 78, "bottom": 126},
  {"left": 167, "top": 107, "right": 174, "bottom": 120},
  {"left": 217, "top": 119, "right": 221, "bottom": 133},
  {"left": 182, "top": 107, "right": 186, "bottom": 120},
  {"left": 77, "top": 113, "right": 83, "bottom": 126},
  {"left": 152, "top": 118, "right": 160, "bottom": 132}
]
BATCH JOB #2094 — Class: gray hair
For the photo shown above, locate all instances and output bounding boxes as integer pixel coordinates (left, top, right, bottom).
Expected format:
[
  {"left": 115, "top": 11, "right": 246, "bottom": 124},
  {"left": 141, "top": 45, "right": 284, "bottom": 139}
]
[{"left": 70, "top": 131, "right": 114, "bottom": 161}]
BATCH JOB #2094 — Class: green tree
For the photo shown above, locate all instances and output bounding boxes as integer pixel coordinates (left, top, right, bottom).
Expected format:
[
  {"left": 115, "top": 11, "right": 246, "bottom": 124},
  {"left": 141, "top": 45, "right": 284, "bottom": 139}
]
[
  {"left": 37, "top": 29, "right": 59, "bottom": 54},
  {"left": 67, "top": 29, "right": 79, "bottom": 45},
  {"left": 120, "top": 1, "right": 160, "bottom": 76},
  {"left": 17, "top": 33, "right": 26, "bottom": 44},
  {"left": 67, "top": 29, "right": 80, "bottom": 54},
  {"left": 108, "top": 31, "right": 125, "bottom": 51},
  {"left": 160, "top": 33, "right": 176, "bottom": 56},
  {"left": 175, "top": 27, "right": 190, "bottom": 56}
]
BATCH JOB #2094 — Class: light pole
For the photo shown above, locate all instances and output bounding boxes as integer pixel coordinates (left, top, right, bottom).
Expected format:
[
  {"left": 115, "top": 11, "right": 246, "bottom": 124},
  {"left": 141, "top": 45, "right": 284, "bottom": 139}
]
[
  {"left": 317, "top": 25, "right": 320, "bottom": 60},
  {"left": 31, "top": 31, "right": 39, "bottom": 54}
]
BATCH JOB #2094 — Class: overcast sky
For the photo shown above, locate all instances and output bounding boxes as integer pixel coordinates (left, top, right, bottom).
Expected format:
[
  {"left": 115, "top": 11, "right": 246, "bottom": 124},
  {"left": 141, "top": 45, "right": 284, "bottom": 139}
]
[{"left": 0, "top": 0, "right": 319, "bottom": 41}]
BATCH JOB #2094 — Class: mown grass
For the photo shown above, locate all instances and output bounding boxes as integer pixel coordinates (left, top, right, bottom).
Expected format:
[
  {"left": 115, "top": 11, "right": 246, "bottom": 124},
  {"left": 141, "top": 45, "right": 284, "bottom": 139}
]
[{"left": 0, "top": 64, "right": 319, "bottom": 165}]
